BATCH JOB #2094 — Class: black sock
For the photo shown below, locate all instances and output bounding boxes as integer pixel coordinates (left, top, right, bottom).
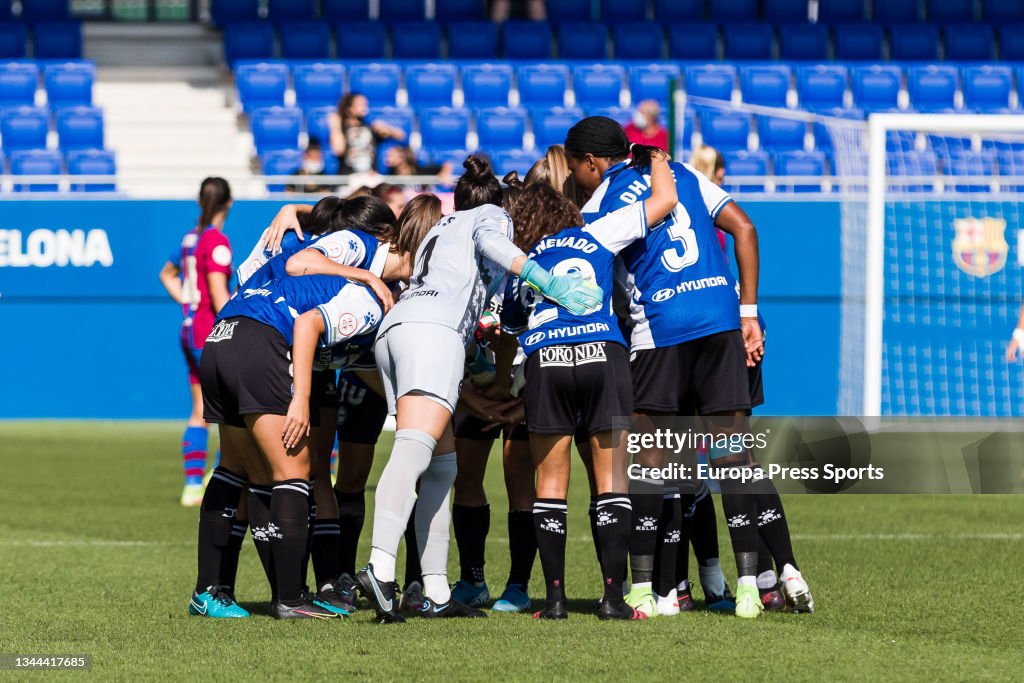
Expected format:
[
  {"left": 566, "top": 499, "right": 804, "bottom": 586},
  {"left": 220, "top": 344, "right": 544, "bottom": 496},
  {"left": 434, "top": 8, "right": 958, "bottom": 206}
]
[
  {"left": 595, "top": 493, "right": 631, "bottom": 602},
  {"left": 533, "top": 498, "right": 567, "bottom": 602},
  {"left": 506, "top": 510, "right": 536, "bottom": 588},
  {"left": 587, "top": 496, "right": 603, "bottom": 567},
  {"left": 452, "top": 503, "right": 490, "bottom": 584},
  {"left": 311, "top": 518, "right": 342, "bottom": 588},
  {"left": 404, "top": 503, "right": 421, "bottom": 587},
  {"left": 753, "top": 477, "right": 798, "bottom": 572},
  {"left": 334, "top": 489, "right": 365, "bottom": 577},
  {"left": 628, "top": 478, "right": 662, "bottom": 584},
  {"left": 220, "top": 520, "right": 247, "bottom": 592},
  {"left": 270, "top": 479, "right": 312, "bottom": 605},
  {"left": 719, "top": 472, "right": 760, "bottom": 578},
  {"left": 689, "top": 483, "right": 720, "bottom": 565},
  {"left": 676, "top": 492, "right": 695, "bottom": 589},
  {"left": 248, "top": 485, "right": 276, "bottom": 599},
  {"left": 653, "top": 488, "right": 683, "bottom": 597},
  {"left": 195, "top": 467, "right": 244, "bottom": 594}
]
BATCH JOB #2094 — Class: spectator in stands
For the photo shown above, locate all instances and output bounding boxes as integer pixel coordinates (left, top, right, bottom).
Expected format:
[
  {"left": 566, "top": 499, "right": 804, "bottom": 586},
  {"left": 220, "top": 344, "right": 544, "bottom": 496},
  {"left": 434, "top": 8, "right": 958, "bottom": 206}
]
[
  {"left": 372, "top": 182, "right": 407, "bottom": 217},
  {"left": 384, "top": 146, "right": 455, "bottom": 189},
  {"left": 690, "top": 145, "right": 726, "bottom": 187},
  {"left": 287, "top": 138, "right": 333, "bottom": 194},
  {"left": 491, "top": 0, "right": 545, "bottom": 21},
  {"left": 625, "top": 100, "right": 669, "bottom": 152},
  {"left": 329, "top": 93, "right": 405, "bottom": 176}
]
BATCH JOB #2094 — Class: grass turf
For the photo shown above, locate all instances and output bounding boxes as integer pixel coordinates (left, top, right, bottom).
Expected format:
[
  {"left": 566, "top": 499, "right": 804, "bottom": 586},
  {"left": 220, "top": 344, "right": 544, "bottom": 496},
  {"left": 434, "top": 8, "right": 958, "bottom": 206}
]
[{"left": 0, "top": 421, "right": 1021, "bottom": 681}]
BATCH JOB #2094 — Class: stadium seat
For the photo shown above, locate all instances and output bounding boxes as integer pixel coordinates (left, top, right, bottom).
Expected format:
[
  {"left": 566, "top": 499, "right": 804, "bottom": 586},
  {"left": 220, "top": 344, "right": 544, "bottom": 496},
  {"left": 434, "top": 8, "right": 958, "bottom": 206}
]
[
  {"left": 20, "top": 0, "right": 71, "bottom": 20},
  {"left": 834, "top": 23, "right": 883, "bottom": 61},
  {"left": 336, "top": 22, "right": 387, "bottom": 58},
  {"left": 547, "top": 0, "right": 591, "bottom": 22},
  {"left": 778, "top": 23, "right": 828, "bottom": 61},
  {"left": 56, "top": 106, "right": 103, "bottom": 151},
  {"left": 44, "top": 62, "right": 94, "bottom": 107},
  {"left": 267, "top": 0, "right": 315, "bottom": 23},
  {"left": 531, "top": 106, "right": 583, "bottom": 150},
  {"left": 11, "top": 148, "right": 62, "bottom": 192},
  {"left": 996, "top": 148, "right": 1024, "bottom": 177},
  {"left": 709, "top": 0, "right": 758, "bottom": 21},
  {"left": 462, "top": 64, "right": 512, "bottom": 108},
  {"left": 0, "top": 63, "right": 39, "bottom": 109},
  {"left": 943, "top": 150, "right": 995, "bottom": 193},
  {"left": 304, "top": 106, "right": 337, "bottom": 166},
  {"left": 279, "top": 22, "right": 330, "bottom": 59},
  {"left": 775, "top": 150, "right": 826, "bottom": 192},
  {"left": 999, "top": 25, "right": 1024, "bottom": 61},
  {"left": 944, "top": 24, "right": 994, "bottom": 62},
  {"left": 629, "top": 64, "right": 681, "bottom": 108},
  {"left": 557, "top": 23, "right": 608, "bottom": 60},
  {"left": 764, "top": 0, "right": 808, "bottom": 22},
  {"left": 492, "top": 149, "right": 543, "bottom": 177},
  {"left": 852, "top": 65, "right": 903, "bottom": 112},
  {"left": 33, "top": 21, "right": 83, "bottom": 59},
  {"left": 419, "top": 106, "right": 470, "bottom": 149},
  {"left": 573, "top": 64, "right": 624, "bottom": 108},
  {"left": 613, "top": 23, "right": 663, "bottom": 60},
  {"left": 251, "top": 106, "right": 302, "bottom": 155},
  {"left": 723, "top": 23, "right": 773, "bottom": 60},
  {"left": 369, "top": 105, "right": 414, "bottom": 140},
  {"left": 446, "top": 21, "right": 498, "bottom": 59},
  {"left": 405, "top": 63, "right": 456, "bottom": 107},
  {"left": 0, "top": 1, "right": 9, "bottom": 19},
  {"left": 1, "top": 106, "right": 48, "bottom": 152},
  {"left": 262, "top": 148, "right": 304, "bottom": 192},
  {"left": 518, "top": 64, "right": 569, "bottom": 107},
  {"left": 211, "top": 0, "right": 260, "bottom": 25},
  {"left": 476, "top": 107, "right": 526, "bottom": 151},
  {"left": 740, "top": 65, "right": 791, "bottom": 108},
  {"left": 962, "top": 65, "right": 1014, "bottom": 112},
  {"left": 293, "top": 63, "right": 344, "bottom": 112},
  {"left": 235, "top": 62, "right": 288, "bottom": 112},
  {"left": 68, "top": 149, "right": 116, "bottom": 192},
  {"left": 908, "top": 65, "right": 958, "bottom": 113},
  {"left": 654, "top": 0, "right": 704, "bottom": 22},
  {"left": 889, "top": 24, "right": 939, "bottom": 61},
  {"left": 321, "top": 0, "right": 369, "bottom": 21},
  {"left": 223, "top": 23, "right": 275, "bottom": 64},
  {"left": 797, "top": 65, "right": 848, "bottom": 110},
  {"left": 927, "top": 0, "right": 974, "bottom": 22},
  {"left": 698, "top": 109, "right": 750, "bottom": 151},
  {"left": 887, "top": 149, "right": 938, "bottom": 193},
  {"left": 600, "top": 0, "right": 647, "bottom": 22},
  {"left": 873, "top": 0, "right": 919, "bottom": 22},
  {"left": 667, "top": 23, "right": 718, "bottom": 60},
  {"left": 685, "top": 65, "right": 735, "bottom": 102},
  {"left": 585, "top": 105, "right": 630, "bottom": 125},
  {"left": 0, "top": 22, "right": 27, "bottom": 58},
  {"left": 722, "top": 149, "right": 770, "bottom": 192},
  {"left": 811, "top": 106, "right": 864, "bottom": 150},
  {"left": 758, "top": 115, "right": 806, "bottom": 151},
  {"left": 818, "top": 0, "right": 866, "bottom": 22},
  {"left": 985, "top": 0, "right": 1024, "bottom": 22},
  {"left": 886, "top": 129, "right": 918, "bottom": 152},
  {"left": 392, "top": 22, "right": 442, "bottom": 59},
  {"left": 379, "top": 0, "right": 425, "bottom": 21},
  {"left": 436, "top": 0, "right": 486, "bottom": 21},
  {"left": 348, "top": 63, "right": 400, "bottom": 105},
  {"left": 502, "top": 21, "right": 553, "bottom": 59},
  {"left": 428, "top": 147, "right": 470, "bottom": 169}
]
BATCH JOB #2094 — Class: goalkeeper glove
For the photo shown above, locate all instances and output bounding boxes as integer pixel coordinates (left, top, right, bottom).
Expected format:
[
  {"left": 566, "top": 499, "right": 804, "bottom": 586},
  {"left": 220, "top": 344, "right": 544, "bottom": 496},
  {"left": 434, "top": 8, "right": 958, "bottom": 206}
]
[{"left": 520, "top": 259, "right": 604, "bottom": 316}]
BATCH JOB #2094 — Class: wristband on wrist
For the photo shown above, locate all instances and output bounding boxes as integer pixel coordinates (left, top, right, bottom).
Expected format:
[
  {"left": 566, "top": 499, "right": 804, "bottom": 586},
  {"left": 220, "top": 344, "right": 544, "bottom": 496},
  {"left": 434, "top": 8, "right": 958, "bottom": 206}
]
[
  {"left": 740, "top": 304, "right": 758, "bottom": 318},
  {"left": 1014, "top": 328, "right": 1024, "bottom": 345}
]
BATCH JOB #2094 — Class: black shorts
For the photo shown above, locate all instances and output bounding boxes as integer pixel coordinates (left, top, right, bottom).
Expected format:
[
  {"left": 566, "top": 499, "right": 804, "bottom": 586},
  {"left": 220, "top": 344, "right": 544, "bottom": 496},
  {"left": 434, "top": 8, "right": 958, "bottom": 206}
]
[
  {"left": 631, "top": 330, "right": 752, "bottom": 415},
  {"left": 748, "top": 359, "right": 764, "bottom": 410},
  {"left": 335, "top": 370, "right": 389, "bottom": 445},
  {"left": 453, "top": 410, "right": 529, "bottom": 442},
  {"left": 523, "top": 341, "right": 632, "bottom": 437},
  {"left": 313, "top": 369, "right": 340, "bottom": 409}
]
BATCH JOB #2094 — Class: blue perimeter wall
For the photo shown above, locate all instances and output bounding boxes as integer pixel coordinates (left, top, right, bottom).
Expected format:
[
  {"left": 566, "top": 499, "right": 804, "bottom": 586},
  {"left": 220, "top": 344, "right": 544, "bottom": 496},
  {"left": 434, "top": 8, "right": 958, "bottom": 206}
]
[{"left": 0, "top": 199, "right": 840, "bottom": 419}]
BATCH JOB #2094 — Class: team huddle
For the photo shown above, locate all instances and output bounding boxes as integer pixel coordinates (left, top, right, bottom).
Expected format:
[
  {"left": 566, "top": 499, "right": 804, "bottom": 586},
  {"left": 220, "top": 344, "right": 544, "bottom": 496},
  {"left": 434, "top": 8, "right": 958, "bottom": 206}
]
[{"left": 169, "top": 116, "right": 814, "bottom": 622}]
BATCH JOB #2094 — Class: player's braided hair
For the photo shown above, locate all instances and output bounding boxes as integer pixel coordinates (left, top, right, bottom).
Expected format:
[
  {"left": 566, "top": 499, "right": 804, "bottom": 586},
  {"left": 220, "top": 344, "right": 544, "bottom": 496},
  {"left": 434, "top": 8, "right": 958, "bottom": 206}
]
[
  {"left": 564, "top": 116, "right": 660, "bottom": 170},
  {"left": 454, "top": 154, "right": 502, "bottom": 211},
  {"left": 197, "top": 176, "right": 231, "bottom": 228},
  {"left": 509, "top": 183, "right": 584, "bottom": 252}
]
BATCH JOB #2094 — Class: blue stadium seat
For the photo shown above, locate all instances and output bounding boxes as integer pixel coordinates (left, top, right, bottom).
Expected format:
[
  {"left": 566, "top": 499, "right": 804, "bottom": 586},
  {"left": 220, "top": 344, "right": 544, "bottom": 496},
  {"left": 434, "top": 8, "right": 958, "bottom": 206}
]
[
  {"left": 436, "top": 0, "right": 486, "bottom": 21},
  {"left": 336, "top": 22, "right": 387, "bottom": 59},
  {"left": 0, "top": 22, "right": 27, "bottom": 58},
  {"left": 393, "top": 22, "right": 442, "bottom": 59},
  {"left": 321, "top": 0, "right": 369, "bottom": 21},
  {"left": 518, "top": 64, "right": 569, "bottom": 107},
  {"left": 585, "top": 105, "right": 630, "bottom": 125},
  {"left": 557, "top": 23, "right": 608, "bottom": 60},
  {"left": 304, "top": 107, "right": 338, "bottom": 170},
  {"left": 887, "top": 150, "right": 938, "bottom": 193},
  {"left": 962, "top": 65, "right": 1014, "bottom": 112},
  {"left": 262, "top": 148, "right": 304, "bottom": 192},
  {"left": 797, "top": 65, "right": 848, "bottom": 110},
  {"left": 476, "top": 106, "right": 526, "bottom": 151},
  {"left": 873, "top": 0, "right": 920, "bottom": 22},
  {"left": 293, "top": 63, "right": 344, "bottom": 112},
  {"left": 722, "top": 149, "right": 770, "bottom": 192},
  {"left": 235, "top": 62, "right": 288, "bottom": 112},
  {"left": 502, "top": 21, "right": 552, "bottom": 59},
  {"left": 251, "top": 106, "right": 302, "bottom": 155},
  {"left": 723, "top": 23, "right": 773, "bottom": 60},
  {"left": 446, "top": 22, "right": 498, "bottom": 59},
  {"left": 21, "top": 0, "right": 71, "bottom": 20},
  {"left": 462, "top": 64, "right": 512, "bottom": 108},
  {"left": 531, "top": 106, "right": 583, "bottom": 149},
  {"left": 379, "top": 0, "right": 425, "bottom": 21},
  {"left": 764, "top": 0, "right": 808, "bottom": 21},
  {"left": 369, "top": 105, "right": 415, "bottom": 139},
  {"left": 996, "top": 148, "right": 1024, "bottom": 178},
  {"left": 602, "top": 0, "right": 647, "bottom": 22},
  {"left": 223, "top": 23, "right": 275, "bottom": 63},
  {"left": 818, "top": 0, "right": 866, "bottom": 22},
  {"left": 211, "top": 0, "right": 260, "bottom": 25},
  {"left": 349, "top": 63, "right": 400, "bottom": 105},
  {"left": 834, "top": 23, "right": 883, "bottom": 60},
  {"left": 1, "top": 106, "right": 48, "bottom": 152},
  {"left": 811, "top": 106, "right": 864, "bottom": 150},
  {"left": 886, "top": 129, "right": 918, "bottom": 152},
  {"left": 492, "top": 149, "right": 543, "bottom": 177},
  {"left": 928, "top": 0, "right": 974, "bottom": 22},
  {"left": 613, "top": 23, "right": 663, "bottom": 60},
  {"left": 999, "top": 25, "right": 1024, "bottom": 61},
  {"left": 547, "top": 0, "right": 591, "bottom": 22},
  {"left": 775, "top": 150, "right": 826, "bottom": 192},
  {"left": 710, "top": 0, "right": 758, "bottom": 21},
  {"left": 889, "top": 24, "right": 939, "bottom": 61},
  {"left": 655, "top": 0, "right": 704, "bottom": 22},
  {"left": 667, "top": 23, "right": 717, "bottom": 60},
  {"left": 943, "top": 150, "right": 995, "bottom": 193},
  {"left": 0, "top": 63, "right": 39, "bottom": 109},
  {"left": 985, "top": 0, "right": 1024, "bottom": 22},
  {"left": 56, "top": 105, "right": 103, "bottom": 151},
  {"left": 280, "top": 22, "right": 330, "bottom": 59},
  {"left": 420, "top": 107, "right": 470, "bottom": 149},
  {"left": 68, "top": 149, "right": 116, "bottom": 192},
  {"left": 778, "top": 23, "right": 828, "bottom": 61},
  {"left": 944, "top": 24, "right": 994, "bottom": 61},
  {"left": 574, "top": 64, "right": 624, "bottom": 108},
  {"left": 0, "top": 1, "right": 9, "bottom": 19},
  {"left": 629, "top": 64, "right": 681, "bottom": 108},
  {"left": 908, "top": 65, "right": 958, "bottom": 113},
  {"left": 758, "top": 115, "right": 805, "bottom": 151},
  {"left": 699, "top": 109, "right": 750, "bottom": 151},
  {"left": 33, "top": 21, "right": 83, "bottom": 59},
  {"left": 685, "top": 65, "right": 735, "bottom": 102},
  {"left": 405, "top": 63, "right": 456, "bottom": 107},
  {"left": 44, "top": 62, "right": 94, "bottom": 107},
  {"left": 852, "top": 65, "right": 903, "bottom": 112},
  {"left": 740, "top": 65, "right": 791, "bottom": 108},
  {"left": 11, "top": 149, "right": 62, "bottom": 192},
  {"left": 267, "top": 0, "right": 315, "bottom": 23}
]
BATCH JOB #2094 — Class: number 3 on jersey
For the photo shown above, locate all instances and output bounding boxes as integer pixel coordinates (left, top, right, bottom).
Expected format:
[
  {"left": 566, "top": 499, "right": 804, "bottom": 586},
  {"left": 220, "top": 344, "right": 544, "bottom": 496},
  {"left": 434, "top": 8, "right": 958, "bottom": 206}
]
[{"left": 660, "top": 204, "right": 699, "bottom": 273}]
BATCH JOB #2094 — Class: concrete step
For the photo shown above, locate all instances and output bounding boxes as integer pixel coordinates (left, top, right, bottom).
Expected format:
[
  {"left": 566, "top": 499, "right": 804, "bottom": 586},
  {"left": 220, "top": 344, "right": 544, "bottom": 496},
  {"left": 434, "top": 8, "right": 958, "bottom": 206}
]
[{"left": 85, "top": 24, "right": 225, "bottom": 69}]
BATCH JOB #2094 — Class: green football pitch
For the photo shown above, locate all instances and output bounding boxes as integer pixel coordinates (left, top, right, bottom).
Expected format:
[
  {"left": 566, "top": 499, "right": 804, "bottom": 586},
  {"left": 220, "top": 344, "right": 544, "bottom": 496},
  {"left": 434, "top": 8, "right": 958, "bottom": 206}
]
[{"left": 1, "top": 422, "right": 1021, "bottom": 680}]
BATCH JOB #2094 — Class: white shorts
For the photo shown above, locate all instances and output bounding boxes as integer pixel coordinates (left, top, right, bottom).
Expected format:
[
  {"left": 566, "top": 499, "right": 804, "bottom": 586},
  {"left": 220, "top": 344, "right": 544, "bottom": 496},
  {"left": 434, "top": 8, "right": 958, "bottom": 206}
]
[{"left": 374, "top": 322, "right": 465, "bottom": 415}]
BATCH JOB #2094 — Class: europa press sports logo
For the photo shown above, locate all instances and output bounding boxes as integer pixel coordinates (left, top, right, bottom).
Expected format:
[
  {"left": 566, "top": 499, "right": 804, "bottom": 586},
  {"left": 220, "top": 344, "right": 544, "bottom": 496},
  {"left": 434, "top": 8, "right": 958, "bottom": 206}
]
[{"left": 952, "top": 217, "right": 1008, "bottom": 277}]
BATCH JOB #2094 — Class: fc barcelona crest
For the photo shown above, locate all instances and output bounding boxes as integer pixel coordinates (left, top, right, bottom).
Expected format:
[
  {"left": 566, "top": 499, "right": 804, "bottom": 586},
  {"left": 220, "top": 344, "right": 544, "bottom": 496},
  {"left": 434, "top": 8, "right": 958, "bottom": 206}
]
[{"left": 952, "top": 217, "right": 1008, "bottom": 277}]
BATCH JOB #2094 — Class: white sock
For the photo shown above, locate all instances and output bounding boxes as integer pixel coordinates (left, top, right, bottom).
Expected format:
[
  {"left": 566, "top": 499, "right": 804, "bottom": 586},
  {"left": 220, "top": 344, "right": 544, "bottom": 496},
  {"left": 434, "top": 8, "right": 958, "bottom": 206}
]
[
  {"left": 757, "top": 570, "right": 778, "bottom": 590},
  {"left": 631, "top": 581, "right": 652, "bottom": 590},
  {"left": 415, "top": 452, "right": 458, "bottom": 600},
  {"left": 368, "top": 429, "right": 436, "bottom": 583},
  {"left": 737, "top": 575, "right": 757, "bottom": 588},
  {"left": 699, "top": 559, "right": 726, "bottom": 596},
  {"left": 423, "top": 574, "right": 451, "bottom": 603}
]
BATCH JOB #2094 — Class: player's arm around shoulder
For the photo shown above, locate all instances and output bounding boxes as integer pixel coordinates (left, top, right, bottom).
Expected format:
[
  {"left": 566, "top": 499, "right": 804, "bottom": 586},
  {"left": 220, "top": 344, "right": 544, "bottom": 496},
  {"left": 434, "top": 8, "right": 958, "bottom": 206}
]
[{"left": 472, "top": 204, "right": 524, "bottom": 271}]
